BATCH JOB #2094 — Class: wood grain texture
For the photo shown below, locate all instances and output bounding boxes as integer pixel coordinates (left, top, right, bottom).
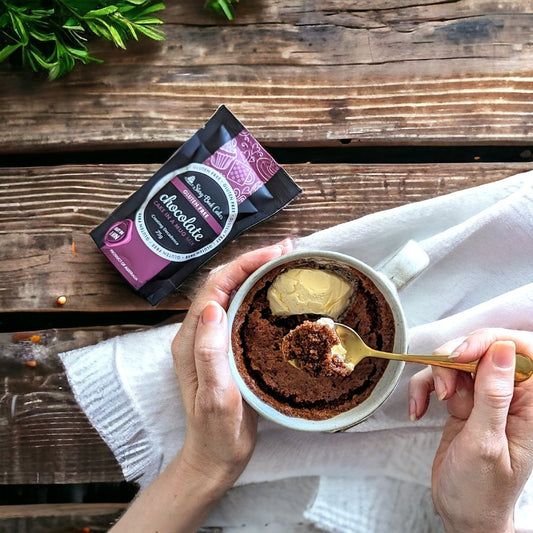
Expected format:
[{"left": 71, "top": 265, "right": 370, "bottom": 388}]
[
  {"left": 1, "top": 162, "right": 530, "bottom": 312},
  {"left": 0, "top": 1, "right": 532, "bottom": 152},
  {"left": 0, "top": 503, "right": 126, "bottom": 533},
  {"left": 0, "top": 327, "right": 149, "bottom": 485},
  {"left": 0, "top": 504, "right": 221, "bottom": 533}
]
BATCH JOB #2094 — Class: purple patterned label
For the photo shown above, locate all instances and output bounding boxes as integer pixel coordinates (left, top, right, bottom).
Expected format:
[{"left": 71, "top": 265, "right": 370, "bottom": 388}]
[
  {"left": 204, "top": 130, "right": 280, "bottom": 203},
  {"left": 102, "top": 223, "right": 169, "bottom": 289}
]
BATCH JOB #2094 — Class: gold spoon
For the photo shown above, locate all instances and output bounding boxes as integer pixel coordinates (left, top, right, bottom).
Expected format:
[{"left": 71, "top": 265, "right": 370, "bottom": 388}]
[{"left": 335, "top": 323, "right": 533, "bottom": 382}]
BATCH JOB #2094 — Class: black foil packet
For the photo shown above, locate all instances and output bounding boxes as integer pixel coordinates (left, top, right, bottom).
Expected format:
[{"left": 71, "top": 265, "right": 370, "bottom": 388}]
[{"left": 91, "top": 106, "right": 301, "bottom": 305}]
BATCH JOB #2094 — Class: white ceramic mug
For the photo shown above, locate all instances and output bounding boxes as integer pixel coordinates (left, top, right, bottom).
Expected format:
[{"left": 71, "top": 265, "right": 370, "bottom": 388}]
[{"left": 227, "top": 241, "right": 429, "bottom": 432}]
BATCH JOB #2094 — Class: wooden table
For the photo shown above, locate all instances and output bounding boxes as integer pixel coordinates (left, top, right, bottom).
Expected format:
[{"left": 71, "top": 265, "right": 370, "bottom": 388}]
[{"left": 1, "top": 1, "right": 532, "bottom": 531}]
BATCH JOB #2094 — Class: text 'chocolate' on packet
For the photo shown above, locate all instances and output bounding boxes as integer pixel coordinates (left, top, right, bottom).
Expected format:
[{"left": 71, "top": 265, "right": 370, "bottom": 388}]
[{"left": 91, "top": 105, "right": 302, "bottom": 305}]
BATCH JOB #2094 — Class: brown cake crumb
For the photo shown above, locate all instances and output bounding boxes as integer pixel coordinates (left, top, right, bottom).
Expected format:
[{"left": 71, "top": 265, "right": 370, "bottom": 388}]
[{"left": 282, "top": 320, "right": 353, "bottom": 377}]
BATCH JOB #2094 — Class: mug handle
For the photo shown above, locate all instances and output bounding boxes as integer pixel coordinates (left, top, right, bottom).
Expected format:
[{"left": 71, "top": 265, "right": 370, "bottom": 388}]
[{"left": 374, "top": 240, "right": 429, "bottom": 291}]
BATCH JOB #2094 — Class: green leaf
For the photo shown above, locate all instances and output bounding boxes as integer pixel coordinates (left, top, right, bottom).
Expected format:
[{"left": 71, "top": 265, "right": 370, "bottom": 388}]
[
  {"left": 32, "top": 9, "right": 55, "bottom": 17},
  {"left": 0, "top": 42, "right": 22, "bottom": 62},
  {"left": 48, "top": 62, "right": 62, "bottom": 80},
  {"left": 205, "top": 0, "right": 238, "bottom": 20},
  {"left": 21, "top": 47, "right": 38, "bottom": 71},
  {"left": 30, "top": 48, "right": 53, "bottom": 69},
  {"left": 134, "top": 23, "right": 164, "bottom": 40},
  {"left": 219, "top": 1, "right": 234, "bottom": 20},
  {"left": 84, "top": 6, "right": 120, "bottom": 18},
  {"left": 63, "top": 18, "right": 84, "bottom": 31},
  {"left": 8, "top": 12, "right": 29, "bottom": 44},
  {"left": 29, "top": 28, "right": 54, "bottom": 41},
  {"left": 107, "top": 23, "right": 127, "bottom": 48},
  {"left": 65, "top": 45, "right": 89, "bottom": 60},
  {"left": 0, "top": 13, "right": 10, "bottom": 28},
  {"left": 133, "top": 3, "right": 166, "bottom": 16},
  {"left": 85, "top": 19, "right": 111, "bottom": 40},
  {"left": 135, "top": 16, "right": 164, "bottom": 25},
  {"left": 117, "top": 17, "right": 138, "bottom": 40}
]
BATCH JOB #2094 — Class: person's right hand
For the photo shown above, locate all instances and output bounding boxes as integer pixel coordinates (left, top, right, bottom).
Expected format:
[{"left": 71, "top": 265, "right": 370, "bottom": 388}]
[{"left": 409, "top": 328, "right": 533, "bottom": 533}]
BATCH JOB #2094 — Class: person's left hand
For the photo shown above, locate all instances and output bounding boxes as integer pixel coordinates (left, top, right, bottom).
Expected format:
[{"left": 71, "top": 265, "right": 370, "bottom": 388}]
[
  {"left": 172, "top": 239, "right": 294, "bottom": 490},
  {"left": 111, "top": 240, "right": 293, "bottom": 533}
]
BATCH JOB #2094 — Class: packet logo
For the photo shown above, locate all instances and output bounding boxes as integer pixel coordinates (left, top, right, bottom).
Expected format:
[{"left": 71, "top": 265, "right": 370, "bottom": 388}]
[{"left": 136, "top": 163, "right": 238, "bottom": 262}]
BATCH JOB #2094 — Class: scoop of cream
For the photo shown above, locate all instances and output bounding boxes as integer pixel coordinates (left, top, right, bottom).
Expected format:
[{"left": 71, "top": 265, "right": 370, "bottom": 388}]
[{"left": 267, "top": 268, "right": 352, "bottom": 319}]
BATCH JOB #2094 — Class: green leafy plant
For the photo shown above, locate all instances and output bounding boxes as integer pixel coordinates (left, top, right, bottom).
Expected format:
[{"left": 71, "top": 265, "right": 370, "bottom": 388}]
[
  {"left": 205, "top": 0, "right": 239, "bottom": 20},
  {"left": 0, "top": 0, "right": 165, "bottom": 79}
]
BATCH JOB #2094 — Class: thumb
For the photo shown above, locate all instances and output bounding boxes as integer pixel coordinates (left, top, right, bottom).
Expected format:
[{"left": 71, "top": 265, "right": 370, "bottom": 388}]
[
  {"left": 194, "top": 301, "right": 231, "bottom": 392},
  {"left": 468, "top": 341, "right": 516, "bottom": 438}
]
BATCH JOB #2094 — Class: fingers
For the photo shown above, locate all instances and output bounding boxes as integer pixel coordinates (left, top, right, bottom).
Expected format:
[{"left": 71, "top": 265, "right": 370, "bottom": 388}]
[
  {"left": 428, "top": 328, "right": 533, "bottom": 408},
  {"left": 173, "top": 240, "right": 292, "bottom": 356},
  {"left": 173, "top": 239, "right": 294, "bottom": 405},
  {"left": 408, "top": 366, "right": 433, "bottom": 420},
  {"left": 442, "top": 371, "right": 475, "bottom": 420},
  {"left": 450, "top": 328, "right": 533, "bottom": 364},
  {"left": 177, "top": 300, "right": 232, "bottom": 412},
  {"left": 430, "top": 336, "right": 467, "bottom": 401},
  {"left": 409, "top": 366, "right": 477, "bottom": 422},
  {"left": 192, "top": 238, "right": 294, "bottom": 314},
  {"left": 409, "top": 336, "right": 470, "bottom": 421},
  {"left": 466, "top": 341, "right": 516, "bottom": 439},
  {"left": 179, "top": 301, "right": 259, "bottom": 486}
]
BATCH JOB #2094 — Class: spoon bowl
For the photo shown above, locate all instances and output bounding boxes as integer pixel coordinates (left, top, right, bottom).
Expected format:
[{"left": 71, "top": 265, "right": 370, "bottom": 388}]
[{"left": 334, "top": 323, "right": 533, "bottom": 382}]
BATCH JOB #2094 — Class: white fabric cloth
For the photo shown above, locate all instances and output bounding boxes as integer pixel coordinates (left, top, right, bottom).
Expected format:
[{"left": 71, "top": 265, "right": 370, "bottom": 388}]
[{"left": 59, "top": 170, "right": 533, "bottom": 532}]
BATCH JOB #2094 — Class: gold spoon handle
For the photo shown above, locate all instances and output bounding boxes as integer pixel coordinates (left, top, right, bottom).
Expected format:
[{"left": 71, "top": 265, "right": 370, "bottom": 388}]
[{"left": 371, "top": 350, "right": 533, "bottom": 382}]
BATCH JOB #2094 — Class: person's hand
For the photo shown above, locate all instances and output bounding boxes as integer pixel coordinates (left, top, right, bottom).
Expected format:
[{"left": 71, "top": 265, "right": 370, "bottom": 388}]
[
  {"left": 171, "top": 238, "right": 293, "bottom": 490},
  {"left": 111, "top": 239, "right": 293, "bottom": 533},
  {"left": 409, "top": 328, "right": 533, "bottom": 533}
]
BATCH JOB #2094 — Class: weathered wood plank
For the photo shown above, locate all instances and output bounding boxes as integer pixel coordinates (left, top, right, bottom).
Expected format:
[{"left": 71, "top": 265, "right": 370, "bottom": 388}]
[
  {"left": 0, "top": 503, "right": 224, "bottom": 533},
  {"left": 0, "top": 503, "right": 126, "bottom": 533},
  {"left": 1, "top": 326, "right": 147, "bottom": 365},
  {"left": 1, "top": 162, "right": 530, "bottom": 312},
  {"left": 0, "top": 326, "right": 150, "bottom": 485},
  {"left": 0, "top": 1, "right": 532, "bottom": 152}
]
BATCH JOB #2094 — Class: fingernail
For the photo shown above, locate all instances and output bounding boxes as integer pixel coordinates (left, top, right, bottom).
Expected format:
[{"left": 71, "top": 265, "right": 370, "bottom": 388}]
[
  {"left": 278, "top": 237, "right": 294, "bottom": 252},
  {"left": 450, "top": 341, "right": 468, "bottom": 359},
  {"left": 492, "top": 341, "right": 516, "bottom": 369},
  {"left": 409, "top": 398, "right": 417, "bottom": 422},
  {"left": 202, "top": 301, "right": 224, "bottom": 325},
  {"left": 435, "top": 376, "right": 447, "bottom": 401}
]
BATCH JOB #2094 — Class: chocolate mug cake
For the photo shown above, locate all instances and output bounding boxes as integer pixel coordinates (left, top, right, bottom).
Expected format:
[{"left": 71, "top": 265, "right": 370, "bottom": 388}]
[{"left": 230, "top": 256, "right": 396, "bottom": 421}]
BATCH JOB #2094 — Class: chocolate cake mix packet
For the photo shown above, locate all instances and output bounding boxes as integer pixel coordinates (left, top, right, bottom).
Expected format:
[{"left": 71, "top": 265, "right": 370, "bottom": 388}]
[{"left": 91, "top": 106, "right": 301, "bottom": 305}]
